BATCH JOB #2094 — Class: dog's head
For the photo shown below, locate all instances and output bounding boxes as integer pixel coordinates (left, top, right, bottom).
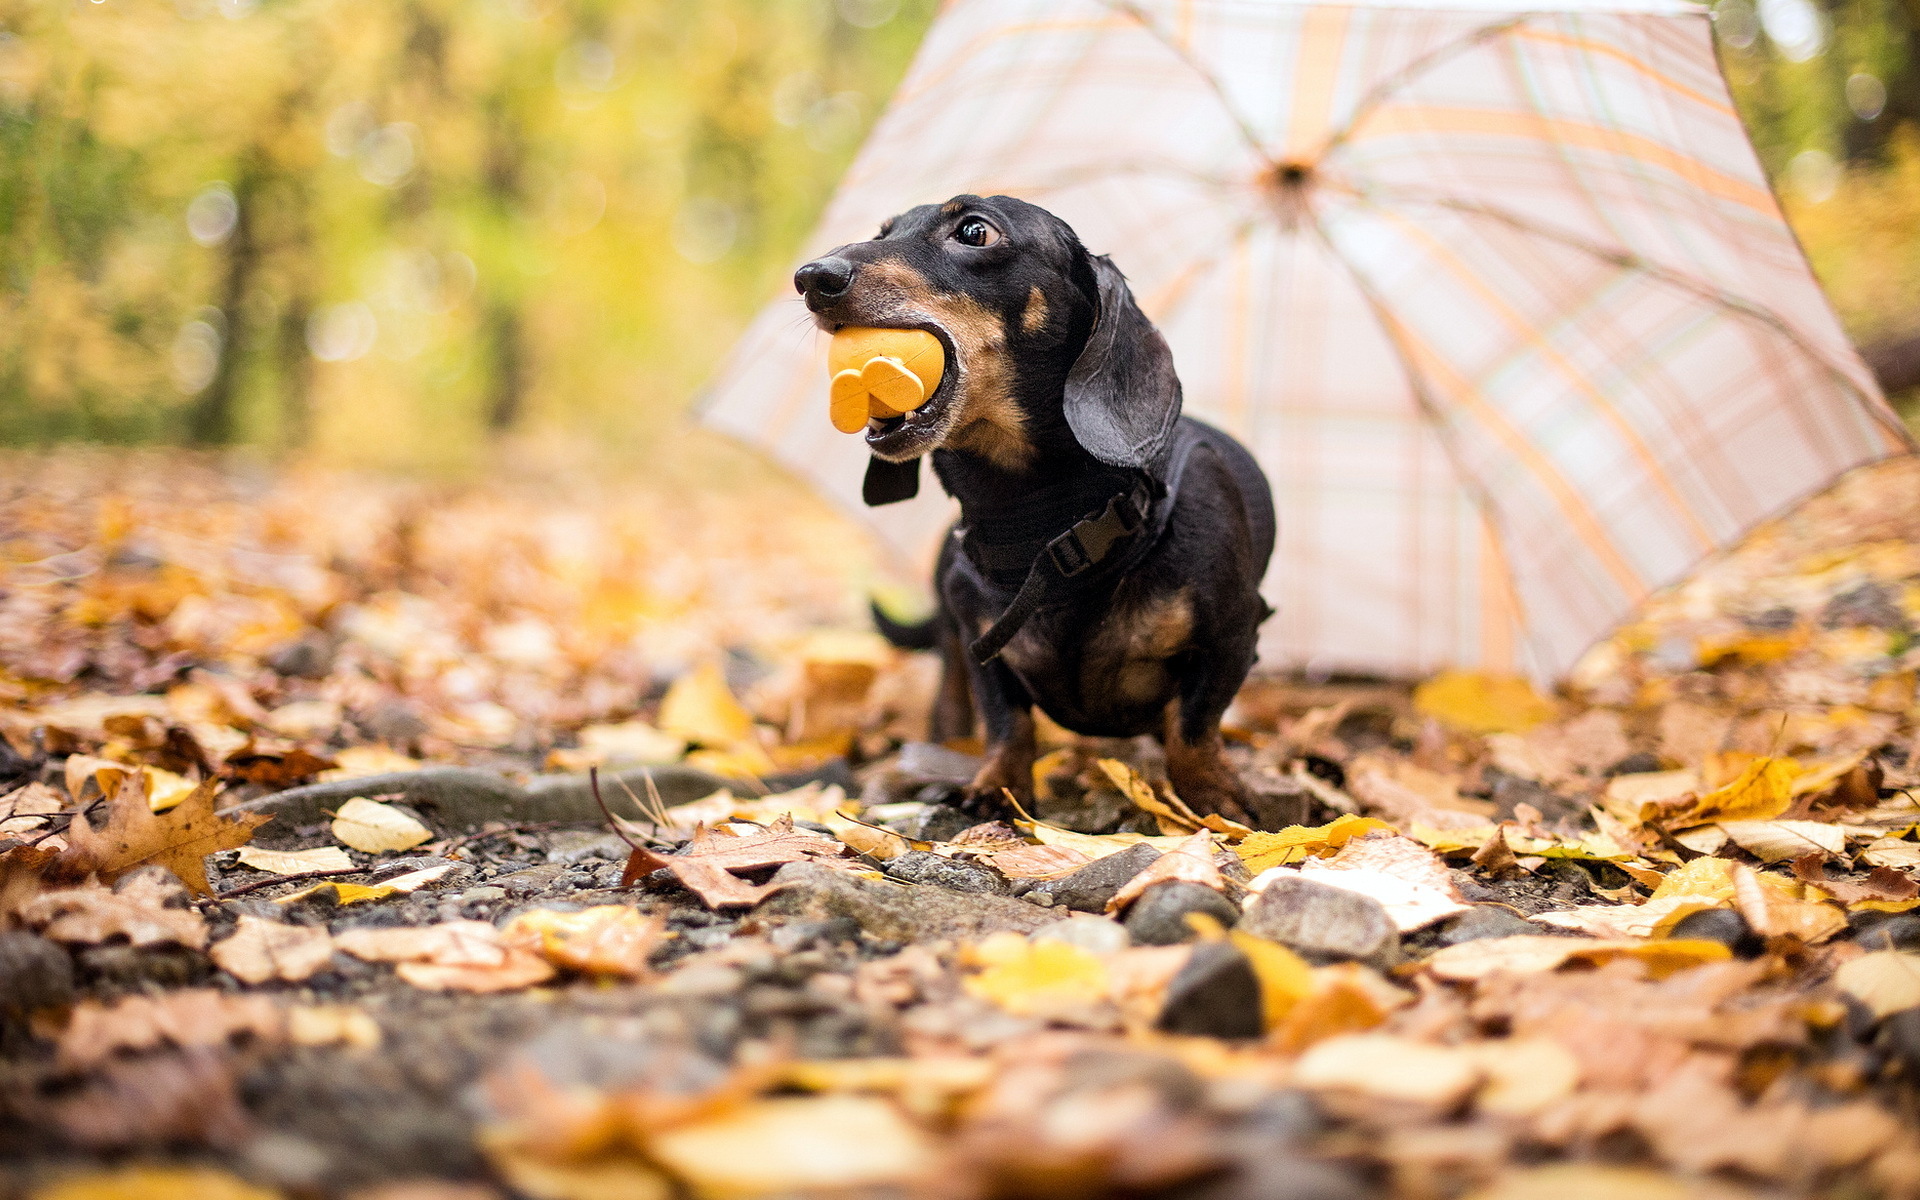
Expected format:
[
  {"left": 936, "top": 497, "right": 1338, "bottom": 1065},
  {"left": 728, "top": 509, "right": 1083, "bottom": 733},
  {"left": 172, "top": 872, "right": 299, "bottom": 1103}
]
[{"left": 794, "top": 195, "right": 1181, "bottom": 471}]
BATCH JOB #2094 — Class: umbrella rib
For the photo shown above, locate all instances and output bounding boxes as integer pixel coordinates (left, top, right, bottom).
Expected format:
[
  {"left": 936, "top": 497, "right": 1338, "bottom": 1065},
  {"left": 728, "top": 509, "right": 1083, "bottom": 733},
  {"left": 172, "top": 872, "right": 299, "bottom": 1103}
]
[
  {"left": 1316, "top": 17, "right": 1530, "bottom": 161},
  {"left": 1097, "top": 0, "right": 1276, "bottom": 169},
  {"left": 1368, "top": 185, "right": 1915, "bottom": 449},
  {"left": 1300, "top": 209, "right": 1550, "bottom": 676}
]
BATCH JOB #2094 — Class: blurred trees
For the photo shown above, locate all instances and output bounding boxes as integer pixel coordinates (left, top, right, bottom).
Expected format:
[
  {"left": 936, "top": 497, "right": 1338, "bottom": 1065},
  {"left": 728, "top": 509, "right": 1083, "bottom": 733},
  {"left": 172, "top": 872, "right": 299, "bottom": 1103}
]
[
  {"left": 0, "top": 0, "right": 931, "bottom": 459},
  {"left": 2, "top": 0, "right": 1916, "bottom": 456}
]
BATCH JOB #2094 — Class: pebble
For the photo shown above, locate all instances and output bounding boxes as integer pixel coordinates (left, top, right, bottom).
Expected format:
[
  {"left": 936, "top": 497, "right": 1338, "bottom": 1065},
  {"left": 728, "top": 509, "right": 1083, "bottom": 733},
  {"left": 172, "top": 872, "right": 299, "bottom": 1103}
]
[
  {"left": 756, "top": 862, "right": 1058, "bottom": 942},
  {"left": 1124, "top": 881, "right": 1243, "bottom": 946},
  {"left": 458, "top": 886, "right": 507, "bottom": 903},
  {"left": 1670, "top": 907, "right": 1765, "bottom": 957},
  {"left": 1238, "top": 875, "right": 1397, "bottom": 964},
  {"left": 884, "top": 850, "right": 1010, "bottom": 895},
  {"left": 1026, "top": 843, "right": 1163, "bottom": 913},
  {"left": 492, "top": 864, "right": 568, "bottom": 895},
  {"left": 0, "top": 931, "right": 73, "bottom": 1014},
  {"left": 897, "top": 804, "right": 980, "bottom": 843},
  {"left": 1438, "top": 904, "right": 1537, "bottom": 945},
  {"left": 1856, "top": 914, "right": 1920, "bottom": 953},
  {"left": 1157, "top": 942, "right": 1263, "bottom": 1039},
  {"left": 1032, "top": 914, "right": 1131, "bottom": 956}
]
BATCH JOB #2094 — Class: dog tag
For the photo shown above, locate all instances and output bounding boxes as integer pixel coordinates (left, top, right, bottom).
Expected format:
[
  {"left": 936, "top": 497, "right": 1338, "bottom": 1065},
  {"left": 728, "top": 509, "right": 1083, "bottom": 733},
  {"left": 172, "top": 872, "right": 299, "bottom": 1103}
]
[{"left": 826, "top": 327, "right": 945, "bottom": 434}]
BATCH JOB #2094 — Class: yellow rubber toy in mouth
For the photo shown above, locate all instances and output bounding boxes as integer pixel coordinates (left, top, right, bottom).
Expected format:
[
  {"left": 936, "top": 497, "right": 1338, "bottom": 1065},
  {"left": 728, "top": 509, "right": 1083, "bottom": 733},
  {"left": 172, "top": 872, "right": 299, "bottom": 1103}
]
[{"left": 827, "top": 327, "right": 945, "bottom": 434}]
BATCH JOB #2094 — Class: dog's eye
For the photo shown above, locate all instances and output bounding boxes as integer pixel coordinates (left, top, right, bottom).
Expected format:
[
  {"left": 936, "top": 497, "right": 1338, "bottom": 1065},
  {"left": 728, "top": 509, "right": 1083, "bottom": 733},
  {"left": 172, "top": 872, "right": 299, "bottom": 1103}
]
[{"left": 953, "top": 217, "right": 1001, "bottom": 247}]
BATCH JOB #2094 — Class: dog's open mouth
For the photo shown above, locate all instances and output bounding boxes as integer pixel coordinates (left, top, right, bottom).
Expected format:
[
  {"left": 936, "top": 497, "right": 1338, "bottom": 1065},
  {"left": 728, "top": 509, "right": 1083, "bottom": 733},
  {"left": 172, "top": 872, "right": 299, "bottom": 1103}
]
[{"left": 862, "top": 322, "right": 954, "bottom": 455}]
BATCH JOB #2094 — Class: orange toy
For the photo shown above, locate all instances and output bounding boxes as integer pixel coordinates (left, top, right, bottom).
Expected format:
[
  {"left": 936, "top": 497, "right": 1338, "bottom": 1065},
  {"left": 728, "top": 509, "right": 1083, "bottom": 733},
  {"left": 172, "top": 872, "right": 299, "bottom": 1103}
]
[{"left": 827, "top": 327, "right": 945, "bottom": 434}]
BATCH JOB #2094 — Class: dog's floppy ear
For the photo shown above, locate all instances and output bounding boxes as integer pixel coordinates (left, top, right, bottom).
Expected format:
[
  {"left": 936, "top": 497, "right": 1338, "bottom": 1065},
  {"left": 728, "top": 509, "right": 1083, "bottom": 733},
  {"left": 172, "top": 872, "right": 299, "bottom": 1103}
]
[{"left": 1062, "top": 254, "right": 1181, "bottom": 468}]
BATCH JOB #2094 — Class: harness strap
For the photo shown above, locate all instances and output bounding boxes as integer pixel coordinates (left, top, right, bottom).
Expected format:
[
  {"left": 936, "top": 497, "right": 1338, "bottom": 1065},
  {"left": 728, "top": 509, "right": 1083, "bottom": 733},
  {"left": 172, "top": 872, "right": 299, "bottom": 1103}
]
[{"left": 967, "top": 478, "right": 1153, "bottom": 664}]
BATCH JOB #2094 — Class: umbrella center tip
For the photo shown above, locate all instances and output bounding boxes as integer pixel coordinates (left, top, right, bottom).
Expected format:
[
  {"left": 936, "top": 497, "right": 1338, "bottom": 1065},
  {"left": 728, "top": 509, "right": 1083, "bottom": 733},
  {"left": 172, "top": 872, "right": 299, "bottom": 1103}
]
[{"left": 1273, "top": 161, "right": 1313, "bottom": 187}]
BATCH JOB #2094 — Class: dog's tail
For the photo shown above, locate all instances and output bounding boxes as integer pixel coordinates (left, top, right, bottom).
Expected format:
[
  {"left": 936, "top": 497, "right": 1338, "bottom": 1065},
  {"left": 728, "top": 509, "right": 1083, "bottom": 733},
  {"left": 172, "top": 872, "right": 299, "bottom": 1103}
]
[{"left": 871, "top": 599, "right": 939, "bottom": 651}]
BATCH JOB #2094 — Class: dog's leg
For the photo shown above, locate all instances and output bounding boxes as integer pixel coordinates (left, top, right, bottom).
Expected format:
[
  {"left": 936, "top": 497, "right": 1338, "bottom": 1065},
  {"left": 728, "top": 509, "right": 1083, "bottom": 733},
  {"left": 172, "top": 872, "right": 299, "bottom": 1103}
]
[
  {"left": 963, "top": 658, "right": 1036, "bottom": 811},
  {"left": 929, "top": 617, "right": 976, "bottom": 744},
  {"left": 1163, "top": 653, "right": 1257, "bottom": 826}
]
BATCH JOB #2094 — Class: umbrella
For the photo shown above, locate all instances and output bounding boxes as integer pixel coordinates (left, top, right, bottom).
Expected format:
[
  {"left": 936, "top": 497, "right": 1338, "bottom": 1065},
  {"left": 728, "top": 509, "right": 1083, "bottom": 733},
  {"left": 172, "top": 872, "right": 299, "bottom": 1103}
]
[{"left": 701, "top": 0, "right": 1912, "bottom": 682}]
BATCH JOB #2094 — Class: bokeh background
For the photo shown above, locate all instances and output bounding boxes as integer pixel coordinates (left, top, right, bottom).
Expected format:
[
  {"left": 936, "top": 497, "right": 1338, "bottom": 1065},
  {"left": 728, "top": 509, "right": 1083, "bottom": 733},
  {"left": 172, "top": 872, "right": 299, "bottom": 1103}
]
[{"left": 0, "top": 0, "right": 1916, "bottom": 467}]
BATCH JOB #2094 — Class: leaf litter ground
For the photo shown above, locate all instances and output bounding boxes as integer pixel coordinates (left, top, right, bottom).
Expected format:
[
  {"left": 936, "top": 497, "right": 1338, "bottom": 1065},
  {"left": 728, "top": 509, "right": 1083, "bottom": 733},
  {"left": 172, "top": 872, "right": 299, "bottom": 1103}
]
[{"left": 4, "top": 451, "right": 1920, "bottom": 1199}]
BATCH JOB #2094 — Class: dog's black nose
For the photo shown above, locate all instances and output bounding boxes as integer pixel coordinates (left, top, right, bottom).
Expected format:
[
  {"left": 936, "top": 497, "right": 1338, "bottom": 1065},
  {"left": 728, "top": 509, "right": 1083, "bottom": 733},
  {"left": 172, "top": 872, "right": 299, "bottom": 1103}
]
[{"left": 794, "top": 257, "right": 855, "bottom": 302}]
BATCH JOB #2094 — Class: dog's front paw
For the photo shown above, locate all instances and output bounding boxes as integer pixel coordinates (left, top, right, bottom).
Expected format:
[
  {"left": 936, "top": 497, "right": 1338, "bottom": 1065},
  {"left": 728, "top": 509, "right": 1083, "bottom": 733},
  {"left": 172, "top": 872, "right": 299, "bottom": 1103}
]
[{"left": 961, "top": 753, "right": 1032, "bottom": 820}]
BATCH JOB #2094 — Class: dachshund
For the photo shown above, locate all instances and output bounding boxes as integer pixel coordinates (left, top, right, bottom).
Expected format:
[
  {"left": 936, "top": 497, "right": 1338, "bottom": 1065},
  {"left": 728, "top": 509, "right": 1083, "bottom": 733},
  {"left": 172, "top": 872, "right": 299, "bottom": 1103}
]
[{"left": 794, "top": 195, "right": 1275, "bottom": 823}]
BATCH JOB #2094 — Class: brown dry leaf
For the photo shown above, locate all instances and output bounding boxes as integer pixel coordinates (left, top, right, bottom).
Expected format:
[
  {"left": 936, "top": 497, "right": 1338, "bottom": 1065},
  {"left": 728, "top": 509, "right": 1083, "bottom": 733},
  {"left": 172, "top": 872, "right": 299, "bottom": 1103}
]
[
  {"left": 210, "top": 914, "right": 335, "bottom": 983},
  {"left": 1532, "top": 894, "right": 1725, "bottom": 939},
  {"left": 330, "top": 797, "right": 433, "bottom": 854},
  {"left": 621, "top": 817, "right": 855, "bottom": 908},
  {"left": 57, "top": 775, "right": 267, "bottom": 896},
  {"left": 57, "top": 988, "right": 286, "bottom": 1069},
  {"left": 1347, "top": 753, "right": 1493, "bottom": 828},
  {"left": 502, "top": 905, "right": 665, "bottom": 979},
  {"left": 1790, "top": 856, "right": 1920, "bottom": 906},
  {"left": 979, "top": 842, "right": 1092, "bottom": 880},
  {"left": 1095, "top": 758, "right": 1251, "bottom": 840},
  {"left": 1106, "top": 830, "right": 1224, "bottom": 913},
  {"left": 21, "top": 874, "right": 208, "bottom": 949},
  {"left": 1834, "top": 951, "right": 1920, "bottom": 1018},
  {"left": 46, "top": 1052, "right": 256, "bottom": 1152},
  {"left": 334, "top": 919, "right": 557, "bottom": 992},
  {"left": 0, "top": 781, "right": 65, "bottom": 836},
  {"left": 1292, "top": 832, "right": 1469, "bottom": 931}
]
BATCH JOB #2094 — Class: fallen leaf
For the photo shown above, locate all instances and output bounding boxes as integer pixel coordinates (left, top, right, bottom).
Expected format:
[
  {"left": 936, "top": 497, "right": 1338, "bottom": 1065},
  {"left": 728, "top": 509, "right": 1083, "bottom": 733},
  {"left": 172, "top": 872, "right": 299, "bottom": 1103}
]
[
  {"left": 0, "top": 781, "right": 65, "bottom": 836},
  {"left": 45, "top": 1054, "right": 255, "bottom": 1152},
  {"left": 657, "top": 662, "right": 754, "bottom": 748},
  {"left": 1413, "top": 671, "right": 1558, "bottom": 734},
  {"left": 286, "top": 1005, "right": 383, "bottom": 1050},
  {"left": 57, "top": 989, "right": 285, "bottom": 1069},
  {"left": 319, "top": 745, "right": 423, "bottom": 780},
  {"left": 1532, "top": 895, "right": 1722, "bottom": 939},
  {"left": 1730, "top": 862, "right": 1848, "bottom": 944},
  {"left": 1293, "top": 1032, "right": 1484, "bottom": 1106},
  {"left": 223, "top": 748, "right": 337, "bottom": 788},
  {"left": 21, "top": 875, "right": 208, "bottom": 948},
  {"left": 1717, "top": 818, "right": 1846, "bottom": 863},
  {"left": 1106, "top": 830, "right": 1224, "bottom": 913},
  {"left": 58, "top": 775, "right": 266, "bottom": 896},
  {"left": 1790, "top": 856, "right": 1920, "bottom": 906},
  {"left": 1649, "top": 856, "right": 1738, "bottom": 903},
  {"left": 1834, "top": 951, "right": 1920, "bottom": 1018},
  {"left": 1470, "top": 1038, "right": 1584, "bottom": 1117},
  {"left": 330, "top": 797, "right": 433, "bottom": 854},
  {"left": 274, "top": 880, "right": 397, "bottom": 906},
  {"left": 502, "top": 905, "right": 665, "bottom": 978},
  {"left": 1662, "top": 756, "right": 1800, "bottom": 828},
  {"left": 1274, "top": 962, "right": 1406, "bottom": 1051},
  {"left": 1426, "top": 935, "right": 1732, "bottom": 981},
  {"left": 621, "top": 817, "right": 855, "bottom": 908},
  {"left": 210, "top": 914, "right": 335, "bottom": 983},
  {"left": 978, "top": 842, "right": 1091, "bottom": 880},
  {"left": 1291, "top": 833, "right": 1469, "bottom": 931},
  {"left": 334, "top": 920, "right": 556, "bottom": 992},
  {"left": 1235, "top": 815, "right": 1396, "bottom": 872},
  {"left": 235, "top": 845, "right": 354, "bottom": 875},
  {"left": 1096, "top": 758, "right": 1250, "bottom": 839},
  {"left": 1228, "top": 930, "right": 1315, "bottom": 1029},
  {"left": 1861, "top": 838, "right": 1920, "bottom": 871},
  {"left": 28, "top": 1166, "right": 280, "bottom": 1200},
  {"left": 647, "top": 1095, "right": 933, "bottom": 1197},
  {"left": 962, "top": 930, "right": 1110, "bottom": 1019}
]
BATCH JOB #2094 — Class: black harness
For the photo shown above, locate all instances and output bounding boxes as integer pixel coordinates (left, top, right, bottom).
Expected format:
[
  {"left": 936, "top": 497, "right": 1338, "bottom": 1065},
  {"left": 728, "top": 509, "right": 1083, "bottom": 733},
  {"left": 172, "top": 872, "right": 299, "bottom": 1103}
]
[{"left": 865, "top": 425, "right": 1205, "bottom": 666}]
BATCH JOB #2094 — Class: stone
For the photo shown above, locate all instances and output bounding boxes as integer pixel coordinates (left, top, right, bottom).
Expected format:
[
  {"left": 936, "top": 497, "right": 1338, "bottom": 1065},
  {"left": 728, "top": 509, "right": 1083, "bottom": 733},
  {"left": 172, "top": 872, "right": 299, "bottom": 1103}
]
[
  {"left": 895, "top": 804, "right": 979, "bottom": 843},
  {"left": 1027, "top": 843, "right": 1162, "bottom": 913},
  {"left": 755, "top": 862, "right": 1058, "bottom": 942},
  {"left": 1157, "top": 942, "right": 1263, "bottom": 1039},
  {"left": 1438, "top": 904, "right": 1538, "bottom": 945},
  {"left": 76, "top": 943, "right": 209, "bottom": 990},
  {"left": 1239, "top": 875, "right": 1397, "bottom": 964},
  {"left": 0, "top": 931, "right": 73, "bottom": 1014},
  {"left": 367, "top": 856, "right": 471, "bottom": 884},
  {"left": 883, "top": 850, "right": 1009, "bottom": 895},
  {"left": 546, "top": 831, "right": 632, "bottom": 864},
  {"left": 1672, "top": 907, "right": 1765, "bottom": 957},
  {"left": 492, "top": 863, "right": 568, "bottom": 895},
  {"left": 1855, "top": 913, "right": 1920, "bottom": 952},
  {"left": 1124, "top": 881, "right": 1243, "bottom": 947},
  {"left": 458, "top": 885, "right": 507, "bottom": 903},
  {"left": 893, "top": 742, "right": 982, "bottom": 785},
  {"left": 1031, "top": 914, "right": 1131, "bottom": 956}
]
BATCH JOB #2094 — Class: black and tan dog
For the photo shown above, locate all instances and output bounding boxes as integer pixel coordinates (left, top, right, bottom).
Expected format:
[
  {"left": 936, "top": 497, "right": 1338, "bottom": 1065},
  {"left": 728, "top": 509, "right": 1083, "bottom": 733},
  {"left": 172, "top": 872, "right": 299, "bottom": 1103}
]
[{"left": 794, "top": 195, "right": 1274, "bottom": 823}]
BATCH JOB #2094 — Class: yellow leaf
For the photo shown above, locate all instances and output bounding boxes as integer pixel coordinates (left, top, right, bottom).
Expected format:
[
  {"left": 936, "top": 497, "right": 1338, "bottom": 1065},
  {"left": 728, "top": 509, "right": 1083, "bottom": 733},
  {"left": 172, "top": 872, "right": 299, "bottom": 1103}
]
[
  {"left": 1668, "top": 756, "right": 1801, "bottom": 828},
  {"left": 962, "top": 931, "right": 1110, "bottom": 1018},
  {"left": 648, "top": 1095, "right": 933, "bottom": 1198},
  {"left": 318, "top": 744, "right": 423, "bottom": 781},
  {"left": 1649, "top": 856, "right": 1737, "bottom": 902},
  {"left": 1717, "top": 818, "right": 1846, "bottom": 863},
  {"left": 502, "top": 905, "right": 664, "bottom": 979},
  {"left": 1236, "top": 815, "right": 1395, "bottom": 872},
  {"left": 330, "top": 797, "right": 432, "bottom": 854},
  {"left": 1412, "top": 671, "right": 1558, "bottom": 734},
  {"left": 1834, "top": 951, "right": 1920, "bottom": 1018},
  {"left": 1229, "top": 931, "right": 1315, "bottom": 1029},
  {"left": 658, "top": 662, "right": 754, "bottom": 748},
  {"left": 276, "top": 881, "right": 398, "bottom": 906},
  {"left": 31, "top": 1167, "right": 282, "bottom": 1200}
]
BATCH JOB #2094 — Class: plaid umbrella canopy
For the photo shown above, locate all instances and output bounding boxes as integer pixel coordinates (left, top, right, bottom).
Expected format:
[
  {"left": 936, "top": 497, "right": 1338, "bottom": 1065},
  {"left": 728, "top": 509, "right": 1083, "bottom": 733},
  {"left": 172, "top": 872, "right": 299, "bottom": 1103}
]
[{"left": 702, "top": 0, "right": 1912, "bottom": 682}]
